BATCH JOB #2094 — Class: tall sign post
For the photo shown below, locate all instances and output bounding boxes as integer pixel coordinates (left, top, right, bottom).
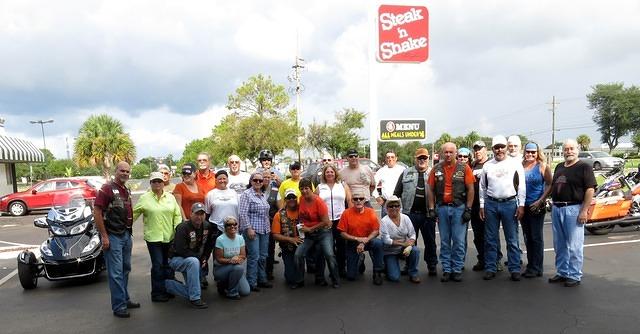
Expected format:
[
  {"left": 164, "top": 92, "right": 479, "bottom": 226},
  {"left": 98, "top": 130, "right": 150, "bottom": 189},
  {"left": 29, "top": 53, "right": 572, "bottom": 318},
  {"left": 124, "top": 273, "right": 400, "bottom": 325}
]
[{"left": 369, "top": 4, "right": 429, "bottom": 162}]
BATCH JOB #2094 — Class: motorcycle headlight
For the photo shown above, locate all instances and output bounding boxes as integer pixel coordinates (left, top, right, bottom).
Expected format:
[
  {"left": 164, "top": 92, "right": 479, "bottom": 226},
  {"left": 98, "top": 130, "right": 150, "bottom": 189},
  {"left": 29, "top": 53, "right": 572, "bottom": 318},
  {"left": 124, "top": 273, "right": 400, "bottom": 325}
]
[
  {"left": 82, "top": 234, "right": 100, "bottom": 254},
  {"left": 69, "top": 222, "right": 89, "bottom": 235},
  {"left": 40, "top": 241, "right": 53, "bottom": 257},
  {"left": 83, "top": 205, "right": 92, "bottom": 218},
  {"left": 50, "top": 225, "right": 68, "bottom": 236}
]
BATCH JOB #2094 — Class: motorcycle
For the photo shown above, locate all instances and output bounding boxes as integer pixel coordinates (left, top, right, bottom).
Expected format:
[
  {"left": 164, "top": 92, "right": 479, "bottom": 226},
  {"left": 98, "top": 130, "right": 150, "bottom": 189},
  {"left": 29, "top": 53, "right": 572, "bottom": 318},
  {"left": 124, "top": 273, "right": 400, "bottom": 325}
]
[
  {"left": 584, "top": 165, "right": 640, "bottom": 235},
  {"left": 16, "top": 194, "right": 104, "bottom": 289}
]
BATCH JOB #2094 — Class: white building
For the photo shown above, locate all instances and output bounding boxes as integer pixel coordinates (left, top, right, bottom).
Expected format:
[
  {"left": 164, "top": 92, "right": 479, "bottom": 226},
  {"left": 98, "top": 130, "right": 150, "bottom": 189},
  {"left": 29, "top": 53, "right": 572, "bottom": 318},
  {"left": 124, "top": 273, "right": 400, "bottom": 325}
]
[{"left": 0, "top": 120, "right": 44, "bottom": 196}]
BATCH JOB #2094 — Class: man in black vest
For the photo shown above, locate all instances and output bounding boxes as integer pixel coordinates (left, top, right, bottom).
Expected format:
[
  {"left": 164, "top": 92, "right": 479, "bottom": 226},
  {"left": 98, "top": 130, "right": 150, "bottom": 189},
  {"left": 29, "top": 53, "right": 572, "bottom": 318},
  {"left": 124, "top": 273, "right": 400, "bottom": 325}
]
[
  {"left": 427, "top": 142, "right": 475, "bottom": 282},
  {"left": 94, "top": 161, "right": 139, "bottom": 318}
]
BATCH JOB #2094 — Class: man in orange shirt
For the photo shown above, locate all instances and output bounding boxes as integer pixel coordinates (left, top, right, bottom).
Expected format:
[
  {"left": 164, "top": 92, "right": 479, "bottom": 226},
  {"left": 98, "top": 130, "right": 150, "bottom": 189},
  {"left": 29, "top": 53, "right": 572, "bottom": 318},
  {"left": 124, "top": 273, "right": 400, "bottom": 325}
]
[
  {"left": 428, "top": 142, "right": 475, "bottom": 283},
  {"left": 338, "top": 189, "right": 384, "bottom": 285},
  {"left": 271, "top": 188, "right": 304, "bottom": 289},
  {"left": 195, "top": 152, "right": 216, "bottom": 194}
]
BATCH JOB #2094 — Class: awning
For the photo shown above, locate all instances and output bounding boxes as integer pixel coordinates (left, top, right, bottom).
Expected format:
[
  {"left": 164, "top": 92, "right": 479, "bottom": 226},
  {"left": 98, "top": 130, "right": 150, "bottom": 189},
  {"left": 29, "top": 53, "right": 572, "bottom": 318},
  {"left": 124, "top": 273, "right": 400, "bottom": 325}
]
[{"left": 0, "top": 135, "right": 45, "bottom": 163}]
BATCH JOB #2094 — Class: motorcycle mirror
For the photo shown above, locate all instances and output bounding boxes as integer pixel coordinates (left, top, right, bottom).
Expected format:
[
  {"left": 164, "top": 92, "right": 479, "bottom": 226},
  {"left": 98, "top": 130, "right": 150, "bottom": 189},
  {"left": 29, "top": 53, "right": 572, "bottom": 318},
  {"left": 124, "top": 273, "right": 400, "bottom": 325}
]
[
  {"left": 32, "top": 189, "right": 37, "bottom": 195},
  {"left": 34, "top": 217, "right": 48, "bottom": 228}
]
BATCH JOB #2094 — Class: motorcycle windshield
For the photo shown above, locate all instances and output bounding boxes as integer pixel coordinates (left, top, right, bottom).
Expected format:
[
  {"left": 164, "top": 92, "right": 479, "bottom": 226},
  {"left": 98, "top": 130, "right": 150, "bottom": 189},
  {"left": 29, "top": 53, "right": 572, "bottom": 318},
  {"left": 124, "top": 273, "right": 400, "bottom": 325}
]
[{"left": 48, "top": 186, "right": 94, "bottom": 227}]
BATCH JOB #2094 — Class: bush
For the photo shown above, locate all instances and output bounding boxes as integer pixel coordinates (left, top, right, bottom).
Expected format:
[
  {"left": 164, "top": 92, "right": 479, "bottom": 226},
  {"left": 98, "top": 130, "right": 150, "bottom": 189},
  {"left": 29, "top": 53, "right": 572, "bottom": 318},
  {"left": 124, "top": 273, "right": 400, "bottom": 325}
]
[{"left": 131, "top": 164, "right": 151, "bottom": 179}]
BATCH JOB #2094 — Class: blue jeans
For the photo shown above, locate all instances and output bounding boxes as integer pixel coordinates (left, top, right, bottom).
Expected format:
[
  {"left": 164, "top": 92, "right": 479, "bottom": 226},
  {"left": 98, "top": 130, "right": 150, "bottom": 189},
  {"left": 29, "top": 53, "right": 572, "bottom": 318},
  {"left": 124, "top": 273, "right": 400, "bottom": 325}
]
[
  {"left": 551, "top": 205, "right": 584, "bottom": 281},
  {"left": 345, "top": 238, "right": 384, "bottom": 280},
  {"left": 295, "top": 229, "right": 340, "bottom": 283},
  {"left": 104, "top": 232, "right": 132, "bottom": 312},
  {"left": 243, "top": 231, "right": 269, "bottom": 287},
  {"left": 165, "top": 256, "right": 201, "bottom": 301},
  {"left": 408, "top": 212, "right": 438, "bottom": 269},
  {"left": 437, "top": 204, "right": 468, "bottom": 273},
  {"left": 521, "top": 205, "right": 545, "bottom": 274},
  {"left": 281, "top": 247, "right": 303, "bottom": 284},
  {"left": 484, "top": 199, "right": 521, "bottom": 273},
  {"left": 214, "top": 263, "right": 250, "bottom": 297},
  {"left": 384, "top": 246, "right": 420, "bottom": 281},
  {"left": 201, "top": 228, "right": 222, "bottom": 281},
  {"left": 146, "top": 241, "right": 172, "bottom": 297}
]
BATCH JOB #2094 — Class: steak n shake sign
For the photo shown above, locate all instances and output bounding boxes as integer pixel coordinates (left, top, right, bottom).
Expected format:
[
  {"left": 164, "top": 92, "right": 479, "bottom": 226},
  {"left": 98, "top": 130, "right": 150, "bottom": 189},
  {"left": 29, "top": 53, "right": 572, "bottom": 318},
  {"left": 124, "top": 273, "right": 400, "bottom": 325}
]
[
  {"left": 380, "top": 120, "right": 426, "bottom": 141},
  {"left": 378, "top": 5, "right": 429, "bottom": 63}
]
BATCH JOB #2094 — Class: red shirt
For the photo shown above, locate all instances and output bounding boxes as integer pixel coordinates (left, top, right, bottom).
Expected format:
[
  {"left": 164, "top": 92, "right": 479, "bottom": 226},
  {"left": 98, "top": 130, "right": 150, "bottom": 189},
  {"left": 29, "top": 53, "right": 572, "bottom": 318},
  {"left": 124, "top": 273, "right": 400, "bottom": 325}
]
[
  {"left": 173, "top": 182, "right": 206, "bottom": 219},
  {"left": 195, "top": 170, "right": 216, "bottom": 194},
  {"left": 337, "top": 207, "right": 379, "bottom": 238},
  {"left": 428, "top": 162, "right": 475, "bottom": 204},
  {"left": 94, "top": 181, "right": 133, "bottom": 226},
  {"left": 299, "top": 195, "right": 329, "bottom": 227}
]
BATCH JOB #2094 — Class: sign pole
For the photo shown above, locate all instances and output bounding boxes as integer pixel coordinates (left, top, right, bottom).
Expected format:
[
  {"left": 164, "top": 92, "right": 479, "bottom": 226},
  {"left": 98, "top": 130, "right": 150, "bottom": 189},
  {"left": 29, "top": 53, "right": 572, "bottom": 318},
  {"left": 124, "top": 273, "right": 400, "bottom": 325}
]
[{"left": 369, "top": 2, "right": 378, "bottom": 162}]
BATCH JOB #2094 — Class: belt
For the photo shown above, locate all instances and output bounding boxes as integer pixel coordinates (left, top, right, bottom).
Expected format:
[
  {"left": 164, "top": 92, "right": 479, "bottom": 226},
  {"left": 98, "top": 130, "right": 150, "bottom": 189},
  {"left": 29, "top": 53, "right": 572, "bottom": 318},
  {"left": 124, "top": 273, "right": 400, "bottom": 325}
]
[
  {"left": 487, "top": 195, "right": 516, "bottom": 203},
  {"left": 553, "top": 201, "right": 580, "bottom": 207},
  {"left": 439, "top": 202, "right": 459, "bottom": 206}
]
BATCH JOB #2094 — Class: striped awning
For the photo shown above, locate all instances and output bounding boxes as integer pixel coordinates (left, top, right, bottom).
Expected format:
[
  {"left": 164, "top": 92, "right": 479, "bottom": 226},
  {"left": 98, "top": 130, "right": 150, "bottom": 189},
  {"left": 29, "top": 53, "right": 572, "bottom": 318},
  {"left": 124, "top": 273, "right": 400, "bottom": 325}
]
[{"left": 0, "top": 135, "right": 45, "bottom": 163}]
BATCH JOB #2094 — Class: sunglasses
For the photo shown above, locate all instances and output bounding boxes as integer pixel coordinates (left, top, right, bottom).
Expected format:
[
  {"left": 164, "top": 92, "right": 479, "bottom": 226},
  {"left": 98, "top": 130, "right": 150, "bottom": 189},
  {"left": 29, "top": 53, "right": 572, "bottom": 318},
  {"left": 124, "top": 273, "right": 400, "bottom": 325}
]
[
  {"left": 290, "top": 167, "right": 301, "bottom": 170},
  {"left": 387, "top": 204, "right": 400, "bottom": 208},
  {"left": 493, "top": 145, "right": 506, "bottom": 150},
  {"left": 473, "top": 146, "right": 485, "bottom": 151},
  {"left": 224, "top": 223, "right": 238, "bottom": 227},
  {"left": 285, "top": 196, "right": 297, "bottom": 200},
  {"left": 417, "top": 155, "right": 429, "bottom": 161},
  {"left": 457, "top": 155, "right": 469, "bottom": 159},
  {"left": 252, "top": 179, "right": 264, "bottom": 183},
  {"left": 151, "top": 179, "right": 163, "bottom": 184},
  {"left": 352, "top": 197, "right": 366, "bottom": 202},
  {"left": 322, "top": 159, "right": 332, "bottom": 162},
  {"left": 229, "top": 161, "right": 240, "bottom": 164},
  {"left": 525, "top": 151, "right": 537, "bottom": 154},
  {"left": 348, "top": 154, "right": 358, "bottom": 158}
]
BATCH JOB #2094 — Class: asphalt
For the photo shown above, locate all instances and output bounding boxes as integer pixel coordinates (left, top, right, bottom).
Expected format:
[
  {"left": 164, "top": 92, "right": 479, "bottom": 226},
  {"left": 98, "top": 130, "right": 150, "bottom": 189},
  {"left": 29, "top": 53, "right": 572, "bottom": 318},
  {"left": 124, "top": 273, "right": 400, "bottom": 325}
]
[{"left": 1, "top": 205, "right": 640, "bottom": 334}]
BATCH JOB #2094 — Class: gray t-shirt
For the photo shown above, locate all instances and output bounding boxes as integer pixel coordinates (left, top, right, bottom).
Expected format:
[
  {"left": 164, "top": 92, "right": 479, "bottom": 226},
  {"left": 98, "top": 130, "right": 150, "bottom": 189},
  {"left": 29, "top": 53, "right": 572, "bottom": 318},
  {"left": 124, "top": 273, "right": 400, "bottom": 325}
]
[
  {"left": 340, "top": 165, "right": 376, "bottom": 201},
  {"left": 205, "top": 188, "right": 239, "bottom": 230},
  {"left": 227, "top": 172, "right": 250, "bottom": 195}
]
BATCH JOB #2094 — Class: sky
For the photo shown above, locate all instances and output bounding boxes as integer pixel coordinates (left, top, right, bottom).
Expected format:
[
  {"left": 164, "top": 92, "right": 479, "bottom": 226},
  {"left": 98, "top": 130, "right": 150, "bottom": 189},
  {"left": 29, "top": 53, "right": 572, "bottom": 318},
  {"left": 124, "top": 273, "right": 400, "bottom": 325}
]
[{"left": 1, "top": 0, "right": 639, "bottom": 161}]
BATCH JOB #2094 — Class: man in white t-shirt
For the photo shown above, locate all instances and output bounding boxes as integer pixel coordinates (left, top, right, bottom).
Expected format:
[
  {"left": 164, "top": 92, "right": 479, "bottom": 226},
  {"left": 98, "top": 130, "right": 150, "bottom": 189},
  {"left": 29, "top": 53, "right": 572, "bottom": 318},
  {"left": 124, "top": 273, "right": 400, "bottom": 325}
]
[
  {"left": 227, "top": 154, "right": 250, "bottom": 195},
  {"left": 373, "top": 150, "right": 406, "bottom": 217}
]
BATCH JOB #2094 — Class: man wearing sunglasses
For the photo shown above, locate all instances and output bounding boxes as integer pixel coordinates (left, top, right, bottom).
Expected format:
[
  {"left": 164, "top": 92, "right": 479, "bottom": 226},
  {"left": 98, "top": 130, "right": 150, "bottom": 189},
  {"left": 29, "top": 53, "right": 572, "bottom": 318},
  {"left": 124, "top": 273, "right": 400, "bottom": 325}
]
[
  {"left": 165, "top": 203, "right": 215, "bottom": 309},
  {"left": 195, "top": 152, "right": 216, "bottom": 194},
  {"left": 428, "top": 142, "right": 475, "bottom": 282},
  {"left": 256, "top": 149, "right": 284, "bottom": 186},
  {"left": 340, "top": 148, "right": 376, "bottom": 208},
  {"left": 338, "top": 189, "right": 384, "bottom": 285},
  {"left": 227, "top": 154, "right": 250, "bottom": 195},
  {"left": 393, "top": 147, "right": 438, "bottom": 276},
  {"left": 479, "top": 135, "right": 526, "bottom": 281}
]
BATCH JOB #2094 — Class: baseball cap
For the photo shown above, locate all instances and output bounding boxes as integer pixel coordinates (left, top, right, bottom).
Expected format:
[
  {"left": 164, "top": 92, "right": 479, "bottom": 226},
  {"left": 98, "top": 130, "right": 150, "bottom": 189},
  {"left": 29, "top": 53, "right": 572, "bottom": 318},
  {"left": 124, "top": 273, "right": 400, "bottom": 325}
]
[
  {"left": 346, "top": 148, "right": 359, "bottom": 156},
  {"left": 385, "top": 195, "right": 401, "bottom": 207},
  {"left": 149, "top": 172, "right": 164, "bottom": 181},
  {"left": 182, "top": 163, "right": 196, "bottom": 175},
  {"left": 492, "top": 135, "right": 507, "bottom": 148},
  {"left": 284, "top": 188, "right": 297, "bottom": 199},
  {"left": 473, "top": 140, "right": 486, "bottom": 149},
  {"left": 351, "top": 189, "right": 367, "bottom": 198},
  {"left": 191, "top": 202, "right": 206, "bottom": 214},
  {"left": 525, "top": 142, "right": 539, "bottom": 151},
  {"left": 289, "top": 161, "right": 302, "bottom": 170},
  {"left": 414, "top": 147, "right": 429, "bottom": 157}
]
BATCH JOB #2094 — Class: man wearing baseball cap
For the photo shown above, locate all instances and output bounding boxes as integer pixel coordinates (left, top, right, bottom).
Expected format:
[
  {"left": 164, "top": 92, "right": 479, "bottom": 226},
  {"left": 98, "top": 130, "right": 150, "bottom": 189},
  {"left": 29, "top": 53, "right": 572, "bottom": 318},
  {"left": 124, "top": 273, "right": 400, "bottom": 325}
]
[
  {"left": 479, "top": 135, "right": 526, "bottom": 281},
  {"left": 393, "top": 147, "right": 438, "bottom": 276},
  {"left": 271, "top": 188, "right": 304, "bottom": 289},
  {"left": 165, "top": 203, "right": 216, "bottom": 309},
  {"left": 278, "top": 161, "right": 304, "bottom": 209}
]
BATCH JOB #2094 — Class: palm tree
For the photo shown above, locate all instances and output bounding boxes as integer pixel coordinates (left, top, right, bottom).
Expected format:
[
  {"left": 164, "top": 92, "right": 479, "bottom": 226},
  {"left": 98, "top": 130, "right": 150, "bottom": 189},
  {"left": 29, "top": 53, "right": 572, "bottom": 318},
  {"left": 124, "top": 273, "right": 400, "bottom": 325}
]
[
  {"left": 73, "top": 114, "right": 136, "bottom": 178},
  {"left": 576, "top": 134, "right": 591, "bottom": 151}
]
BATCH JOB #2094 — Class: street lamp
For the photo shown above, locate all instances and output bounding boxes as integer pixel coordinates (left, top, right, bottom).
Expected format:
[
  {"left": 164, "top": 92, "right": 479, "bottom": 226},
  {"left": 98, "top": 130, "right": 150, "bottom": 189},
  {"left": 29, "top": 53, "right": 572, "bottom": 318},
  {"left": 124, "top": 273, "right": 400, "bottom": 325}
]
[{"left": 30, "top": 119, "right": 54, "bottom": 150}]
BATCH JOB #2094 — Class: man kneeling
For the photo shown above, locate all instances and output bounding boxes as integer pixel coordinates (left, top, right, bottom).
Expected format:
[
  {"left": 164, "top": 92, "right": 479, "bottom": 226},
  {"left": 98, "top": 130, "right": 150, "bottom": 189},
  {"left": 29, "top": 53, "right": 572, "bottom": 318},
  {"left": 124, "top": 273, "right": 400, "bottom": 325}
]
[
  {"left": 165, "top": 202, "right": 214, "bottom": 309},
  {"left": 338, "top": 190, "right": 385, "bottom": 285}
]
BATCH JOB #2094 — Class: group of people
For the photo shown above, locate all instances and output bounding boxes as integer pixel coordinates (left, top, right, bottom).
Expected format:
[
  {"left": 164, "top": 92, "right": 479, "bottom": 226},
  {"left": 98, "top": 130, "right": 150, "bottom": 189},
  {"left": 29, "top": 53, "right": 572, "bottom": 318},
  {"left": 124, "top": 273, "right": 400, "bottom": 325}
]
[{"left": 93, "top": 138, "right": 595, "bottom": 318}]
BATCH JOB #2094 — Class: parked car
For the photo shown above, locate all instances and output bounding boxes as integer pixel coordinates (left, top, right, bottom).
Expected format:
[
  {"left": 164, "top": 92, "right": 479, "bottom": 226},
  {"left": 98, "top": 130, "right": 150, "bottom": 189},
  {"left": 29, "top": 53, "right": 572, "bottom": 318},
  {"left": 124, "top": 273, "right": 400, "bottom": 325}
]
[
  {"left": 578, "top": 151, "right": 624, "bottom": 171},
  {"left": 0, "top": 177, "right": 104, "bottom": 216}
]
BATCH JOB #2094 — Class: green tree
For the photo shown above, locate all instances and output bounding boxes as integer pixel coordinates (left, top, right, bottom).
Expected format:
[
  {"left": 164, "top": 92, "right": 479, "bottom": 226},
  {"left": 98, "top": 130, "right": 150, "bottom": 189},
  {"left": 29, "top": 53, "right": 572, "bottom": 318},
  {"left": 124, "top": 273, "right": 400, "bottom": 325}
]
[
  {"left": 131, "top": 163, "right": 151, "bottom": 179},
  {"left": 179, "top": 137, "right": 215, "bottom": 166},
  {"left": 434, "top": 133, "right": 453, "bottom": 151},
  {"left": 325, "top": 108, "right": 366, "bottom": 158},
  {"left": 226, "top": 74, "right": 289, "bottom": 117},
  {"left": 589, "top": 83, "right": 640, "bottom": 152},
  {"left": 138, "top": 156, "right": 158, "bottom": 173},
  {"left": 74, "top": 114, "right": 136, "bottom": 178},
  {"left": 47, "top": 159, "right": 76, "bottom": 177},
  {"left": 576, "top": 134, "right": 592, "bottom": 151},
  {"left": 306, "top": 121, "right": 330, "bottom": 155}
]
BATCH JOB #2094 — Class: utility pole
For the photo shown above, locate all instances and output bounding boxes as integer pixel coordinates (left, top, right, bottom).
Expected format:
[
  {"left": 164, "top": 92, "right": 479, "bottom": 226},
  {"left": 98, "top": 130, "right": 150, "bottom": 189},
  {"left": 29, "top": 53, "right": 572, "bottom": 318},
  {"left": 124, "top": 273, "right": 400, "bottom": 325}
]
[
  {"left": 65, "top": 136, "right": 70, "bottom": 159},
  {"left": 548, "top": 96, "right": 558, "bottom": 164},
  {"left": 30, "top": 119, "right": 54, "bottom": 150},
  {"left": 288, "top": 45, "right": 305, "bottom": 163}
]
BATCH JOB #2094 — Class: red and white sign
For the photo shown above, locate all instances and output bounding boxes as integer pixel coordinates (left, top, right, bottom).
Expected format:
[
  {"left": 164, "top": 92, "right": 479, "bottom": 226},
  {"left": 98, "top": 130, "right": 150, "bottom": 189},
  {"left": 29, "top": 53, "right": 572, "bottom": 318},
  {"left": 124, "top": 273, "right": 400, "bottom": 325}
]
[{"left": 378, "top": 5, "right": 429, "bottom": 63}]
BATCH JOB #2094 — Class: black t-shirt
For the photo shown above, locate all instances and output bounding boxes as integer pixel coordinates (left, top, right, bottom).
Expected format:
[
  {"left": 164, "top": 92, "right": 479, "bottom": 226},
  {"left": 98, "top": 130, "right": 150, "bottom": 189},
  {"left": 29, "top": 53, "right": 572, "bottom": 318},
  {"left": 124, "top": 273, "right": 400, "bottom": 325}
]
[
  {"left": 411, "top": 172, "right": 427, "bottom": 213},
  {"left": 551, "top": 160, "right": 597, "bottom": 203}
]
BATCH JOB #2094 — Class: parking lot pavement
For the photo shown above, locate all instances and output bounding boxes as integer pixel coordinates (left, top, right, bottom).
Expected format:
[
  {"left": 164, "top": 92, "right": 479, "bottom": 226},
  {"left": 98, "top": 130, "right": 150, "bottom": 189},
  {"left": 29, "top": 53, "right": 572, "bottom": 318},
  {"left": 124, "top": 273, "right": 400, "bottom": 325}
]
[{"left": 1, "top": 212, "right": 640, "bottom": 333}]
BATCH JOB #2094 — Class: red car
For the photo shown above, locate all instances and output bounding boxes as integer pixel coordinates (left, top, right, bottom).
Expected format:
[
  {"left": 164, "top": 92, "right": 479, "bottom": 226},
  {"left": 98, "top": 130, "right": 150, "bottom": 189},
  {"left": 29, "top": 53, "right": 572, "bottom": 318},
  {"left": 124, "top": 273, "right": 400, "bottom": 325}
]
[{"left": 0, "top": 177, "right": 104, "bottom": 216}]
